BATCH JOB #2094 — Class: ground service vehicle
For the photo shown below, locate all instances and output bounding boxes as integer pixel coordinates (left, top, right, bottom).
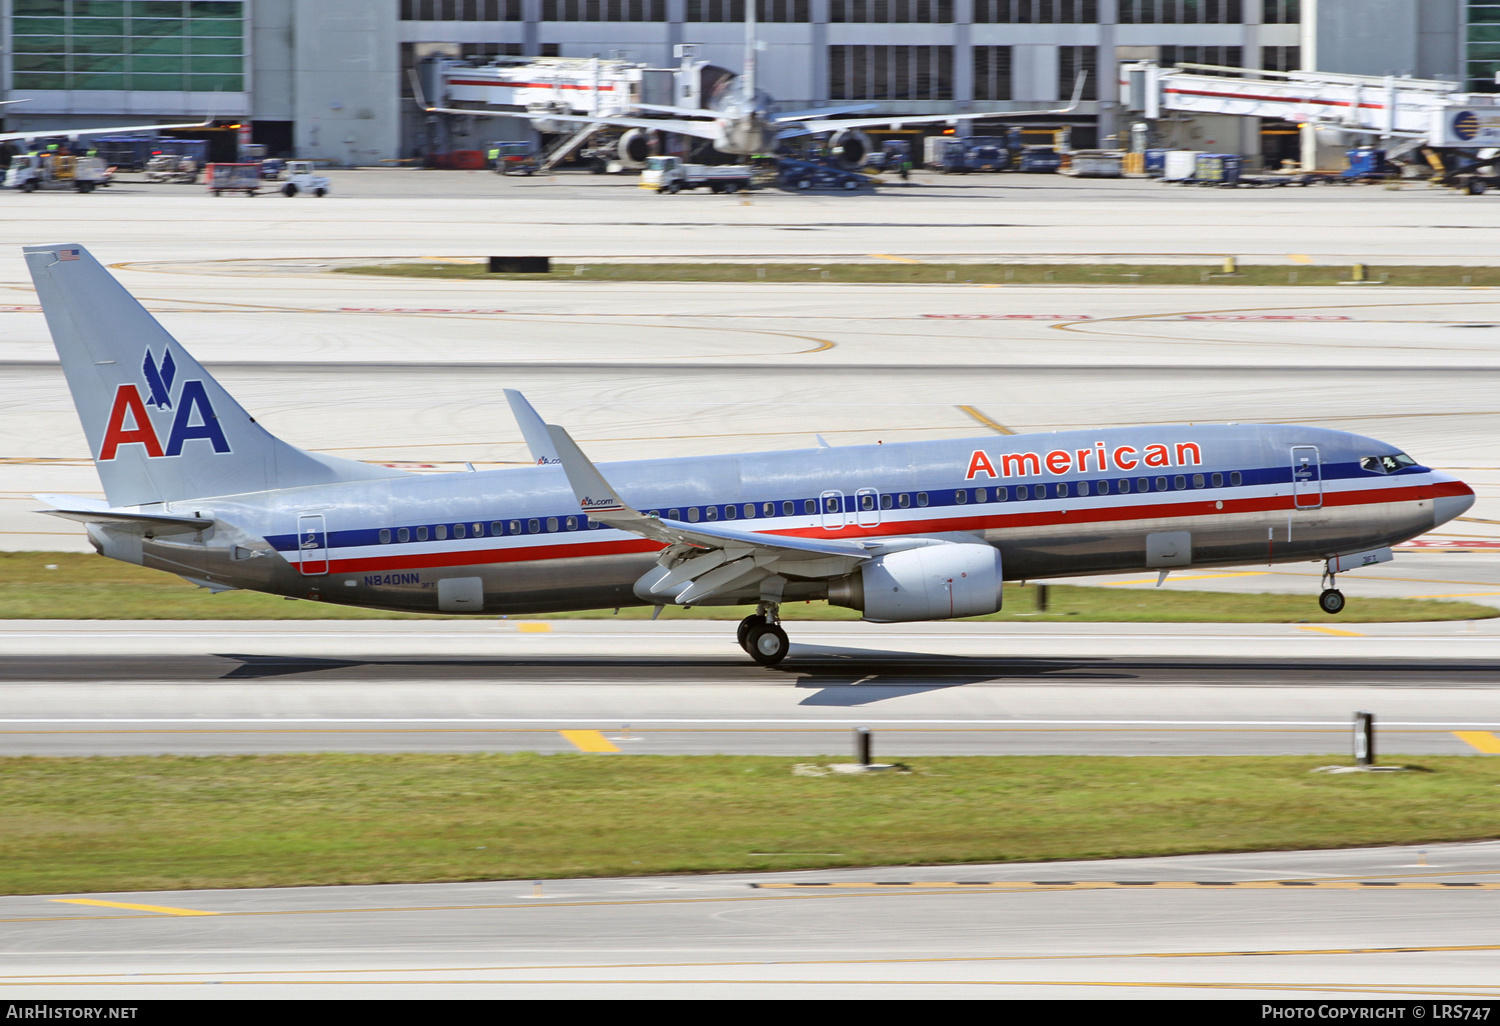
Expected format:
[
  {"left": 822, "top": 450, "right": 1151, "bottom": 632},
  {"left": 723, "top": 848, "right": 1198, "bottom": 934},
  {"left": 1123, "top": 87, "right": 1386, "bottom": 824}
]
[
  {"left": 6, "top": 153, "right": 108, "bottom": 192},
  {"left": 641, "top": 156, "right": 752, "bottom": 193},
  {"left": 923, "top": 136, "right": 1010, "bottom": 173},
  {"left": 279, "top": 160, "right": 330, "bottom": 197},
  {"left": 27, "top": 244, "right": 1473, "bottom": 666},
  {"left": 205, "top": 163, "right": 261, "bottom": 195},
  {"left": 777, "top": 158, "right": 871, "bottom": 190},
  {"left": 492, "top": 142, "right": 538, "bottom": 175},
  {"left": 144, "top": 154, "right": 199, "bottom": 183}
]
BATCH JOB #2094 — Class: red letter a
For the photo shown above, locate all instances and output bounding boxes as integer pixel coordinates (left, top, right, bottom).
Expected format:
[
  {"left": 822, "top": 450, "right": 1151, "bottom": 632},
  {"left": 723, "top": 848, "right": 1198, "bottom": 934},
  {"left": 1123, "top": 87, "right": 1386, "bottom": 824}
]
[
  {"left": 966, "top": 450, "right": 997, "bottom": 480},
  {"left": 99, "top": 384, "right": 164, "bottom": 461}
]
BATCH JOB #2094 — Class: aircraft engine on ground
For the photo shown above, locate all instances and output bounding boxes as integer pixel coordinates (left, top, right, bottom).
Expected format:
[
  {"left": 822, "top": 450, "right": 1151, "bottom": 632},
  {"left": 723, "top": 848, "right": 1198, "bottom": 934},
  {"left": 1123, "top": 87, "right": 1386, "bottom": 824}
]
[
  {"left": 827, "top": 540, "right": 1003, "bottom": 622},
  {"left": 616, "top": 128, "right": 653, "bottom": 167},
  {"left": 828, "top": 129, "right": 872, "bottom": 169}
]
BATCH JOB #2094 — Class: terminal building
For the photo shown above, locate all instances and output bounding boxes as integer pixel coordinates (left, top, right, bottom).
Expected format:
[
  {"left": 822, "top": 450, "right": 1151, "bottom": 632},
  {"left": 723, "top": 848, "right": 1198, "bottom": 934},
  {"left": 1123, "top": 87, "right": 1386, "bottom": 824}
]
[{"left": 0, "top": 1, "right": 1487, "bottom": 166}]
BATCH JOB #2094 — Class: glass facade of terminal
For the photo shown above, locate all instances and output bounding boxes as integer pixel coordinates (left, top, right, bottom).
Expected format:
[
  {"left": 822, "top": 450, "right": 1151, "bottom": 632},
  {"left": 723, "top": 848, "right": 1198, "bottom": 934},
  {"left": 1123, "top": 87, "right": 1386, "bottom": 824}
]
[
  {"left": 1469, "top": 2, "right": 1500, "bottom": 91},
  {"left": 11, "top": 0, "right": 245, "bottom": 92}
]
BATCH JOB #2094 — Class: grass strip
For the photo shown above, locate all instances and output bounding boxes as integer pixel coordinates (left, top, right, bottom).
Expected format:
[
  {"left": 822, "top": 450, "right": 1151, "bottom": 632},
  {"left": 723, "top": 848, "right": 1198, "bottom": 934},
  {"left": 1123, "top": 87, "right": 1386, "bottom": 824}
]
[
  {"left": 335, "top": 261, "right": 1500, "bottom": 288},
  {"left": 1, "top": 552, "right": 1490, "bottom": 622},
  {"left": 3, "top": 754, "right": 1497, "bottom": 895}
]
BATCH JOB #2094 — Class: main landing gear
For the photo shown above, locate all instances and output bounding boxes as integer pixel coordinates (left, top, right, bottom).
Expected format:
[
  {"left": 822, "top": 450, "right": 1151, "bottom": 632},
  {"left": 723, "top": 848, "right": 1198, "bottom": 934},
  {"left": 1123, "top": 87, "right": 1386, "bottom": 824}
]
[
  {"left": 1319, "top": 564, "right": 1346, "bottom": 615},
  {"left": 738, "top": 602, "right": 789, "bottom": 666}
]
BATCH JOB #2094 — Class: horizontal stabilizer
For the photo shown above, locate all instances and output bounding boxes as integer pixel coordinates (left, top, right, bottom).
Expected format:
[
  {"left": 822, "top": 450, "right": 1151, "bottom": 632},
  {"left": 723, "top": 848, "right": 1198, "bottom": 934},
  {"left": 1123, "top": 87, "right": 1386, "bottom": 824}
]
[{"left": 34, "top": 494, "right": 212, "bottom": 532}]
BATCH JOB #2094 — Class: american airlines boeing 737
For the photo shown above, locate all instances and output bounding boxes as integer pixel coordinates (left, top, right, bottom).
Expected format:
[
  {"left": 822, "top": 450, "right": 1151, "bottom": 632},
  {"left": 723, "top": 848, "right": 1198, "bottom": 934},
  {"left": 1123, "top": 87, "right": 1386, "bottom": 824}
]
[{"left": 26, "top": 244, "right": 1475, "bottom": 665}]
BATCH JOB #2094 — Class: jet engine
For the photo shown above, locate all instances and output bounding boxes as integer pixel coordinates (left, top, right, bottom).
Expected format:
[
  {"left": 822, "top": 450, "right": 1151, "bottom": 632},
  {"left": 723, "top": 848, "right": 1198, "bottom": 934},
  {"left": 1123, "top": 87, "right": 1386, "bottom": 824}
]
[
  {"left": 828, "top": 129, "right": 872, "bottom": 169},
  {"left": 827, "top": 540, "right": 1003, "bottom": 622},
  {"left": 526, "top": 102, "right": 576, "bottom": 136},
  {"left": 615, "top": 127, "right": 653, "bottom": 168}
]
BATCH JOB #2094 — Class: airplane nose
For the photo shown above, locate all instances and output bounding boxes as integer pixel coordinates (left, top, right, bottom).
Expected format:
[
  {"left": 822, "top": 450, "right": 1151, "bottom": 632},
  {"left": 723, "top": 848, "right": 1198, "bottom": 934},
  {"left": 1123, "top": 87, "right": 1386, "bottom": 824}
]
[{"left": 1433, "top": 482, "right": 1476, "bottom": 528}]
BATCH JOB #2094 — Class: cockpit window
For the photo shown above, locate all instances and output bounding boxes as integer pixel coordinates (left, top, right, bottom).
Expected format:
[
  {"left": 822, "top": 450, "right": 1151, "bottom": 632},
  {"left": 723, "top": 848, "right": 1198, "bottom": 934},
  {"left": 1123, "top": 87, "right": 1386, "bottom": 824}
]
[{"left": 1360, "top": 453, "right": 1418, "bottom": 475}]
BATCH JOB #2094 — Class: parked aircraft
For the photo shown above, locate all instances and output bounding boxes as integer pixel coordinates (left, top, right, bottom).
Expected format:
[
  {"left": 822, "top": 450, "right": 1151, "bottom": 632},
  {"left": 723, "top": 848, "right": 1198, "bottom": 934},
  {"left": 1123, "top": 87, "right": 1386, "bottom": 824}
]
[
  {"left": 423, "top": 8, "right": 1084, "bottom": 166},
  {"left": 26, "top": 244, "right": 1475, "bottom": 665}
]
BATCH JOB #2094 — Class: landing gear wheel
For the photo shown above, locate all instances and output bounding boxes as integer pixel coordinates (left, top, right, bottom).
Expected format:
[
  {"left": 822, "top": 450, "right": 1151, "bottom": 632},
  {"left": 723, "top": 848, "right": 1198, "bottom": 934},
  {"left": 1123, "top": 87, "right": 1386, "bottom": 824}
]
[
  {"left": 746, "top": 624, "right": 789, "bottom": 666},
  {"left": 1469, "top": 178, "right": 1487, "bottom": 196},
  {"left": 737, "top": 614, "right": 765, "bottom": 652},
  {"left": 1319, "top": 588, "right": 1346, "bottom": 615}
]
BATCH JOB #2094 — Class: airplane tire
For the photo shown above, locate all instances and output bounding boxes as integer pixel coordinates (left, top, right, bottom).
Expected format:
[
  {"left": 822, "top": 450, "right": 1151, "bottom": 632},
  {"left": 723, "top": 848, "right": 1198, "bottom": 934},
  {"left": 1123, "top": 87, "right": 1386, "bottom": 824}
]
[
  {"left": 1469, "top": 179, "right": 1487, "bottom": 196},
  {"left": 1319, "top": 588, "right": 1346, "bottom": 615},
  {"left": 282, "top": 184, "right": 297, "bottom": 197},
  {"left": 736, "top": 614, "right": 764, "bottom": 651},
  {"left": 747, "top": 624, "right": 789, "bottom": 666},
  {"left": 314, "top": 188, "right": 326, "bottom": 197}
]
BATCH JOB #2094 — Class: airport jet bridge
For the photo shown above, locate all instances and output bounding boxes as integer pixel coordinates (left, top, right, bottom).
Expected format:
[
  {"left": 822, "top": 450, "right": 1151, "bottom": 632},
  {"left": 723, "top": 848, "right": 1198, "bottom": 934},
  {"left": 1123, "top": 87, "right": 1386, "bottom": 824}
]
[{"left": 1122, "top": 62, "right": 1500, "bottom": 179}]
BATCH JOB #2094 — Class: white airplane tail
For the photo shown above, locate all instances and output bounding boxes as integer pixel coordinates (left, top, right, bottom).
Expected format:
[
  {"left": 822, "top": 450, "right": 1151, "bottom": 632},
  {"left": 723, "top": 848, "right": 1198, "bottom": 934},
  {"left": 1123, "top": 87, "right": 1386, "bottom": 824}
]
[{"left": 24, "top": 244, "right": 406, "bottom": 508}]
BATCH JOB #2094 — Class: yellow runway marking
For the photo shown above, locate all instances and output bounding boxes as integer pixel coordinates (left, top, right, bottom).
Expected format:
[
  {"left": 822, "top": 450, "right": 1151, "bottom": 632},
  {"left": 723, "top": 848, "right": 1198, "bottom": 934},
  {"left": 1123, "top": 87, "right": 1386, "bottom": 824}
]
[
  {"left": 955, "top": 405, "right": 1016, "bottom": 435},
  {"left": 1288, "top": 254, "right": 1314, "bottom": 264},
  {"left": 516, "top": 622, "right": 551, "bottom": 633},
  {"left": 1454, "top": 731, "right": 1500, "bottom": 754},
  {"left": 1295, "top": 625, "right": 1365, "bottom": 637},
  {"left": 559, "top": 730, "right": 620, "bottom": 753},
  {"left": 869, "top": 253, "right": 924, "bottom": 264},
  {"left": 51, "top": 899, "right": 217, "bottom": 916}
]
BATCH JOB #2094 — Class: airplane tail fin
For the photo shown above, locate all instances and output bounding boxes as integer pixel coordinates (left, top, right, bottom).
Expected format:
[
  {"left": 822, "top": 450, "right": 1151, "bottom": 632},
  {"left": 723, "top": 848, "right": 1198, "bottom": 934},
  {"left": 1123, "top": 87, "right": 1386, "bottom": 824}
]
[{"left": 23, "top": 244, "right": 406, "bottom": 508}]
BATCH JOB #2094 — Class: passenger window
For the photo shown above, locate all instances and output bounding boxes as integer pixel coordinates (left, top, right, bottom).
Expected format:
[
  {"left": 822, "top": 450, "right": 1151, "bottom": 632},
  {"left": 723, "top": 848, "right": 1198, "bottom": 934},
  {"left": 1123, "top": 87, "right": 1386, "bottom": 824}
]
[
  {"left": 724, "top": 505, "right": 737, "bottom": 519},
  {"left": 1016, "top": 485, "right": 1028, "bottom": 500},
  {"left": 435, "top": 525, "right": 447, "bottom": 540},
  {"left": 1230, "top": 472, "right": 1242, "bottom": 486},
  {"left": 588, "top": 518, "right": 601, "bottom": 529},
  {"left": 379, "top": 529, "right": 391, "bottom": 544},
  {"left": 916, "top": 492, "right": 929, "bottom": 507},
  {"left": 454, "top": 524, "right": 466, "bottom": 539},
  {"left": 783, "top": 501, "right": 795, "bottom": 515},
  {"left": 528, "top": 519, "right": 540, "bottom": 533},
  {"left": 898, "top": 493, "right": 911, "bottom": 508},
  {"left": 566, "top": 516, "right": 577, "bottom": 531},
  {"left": 955, "top": 489, "right": 967, "bottom": 505},
  {"left": 669, "top": 509, "right": 681, "bottom": 520},
  {"left": 1174, "top": 476, "right": 1186, "bottom": 490},
  {"left": 1155, "top": 478, "right": 1167, "bottom": 491},
  {"left": 1118, "top": 479, "right": 1130, "bottom": 493},
  {"left": 509, "top": 521, "right": 520, "bottom": 535},
  {"left": 1056, "top": 483, "right": 1069, "bottom": 498},
  {"left": 881, "top": 494, "right": 893, "bottom": 509},
  {"left": 687, "top": 508, "right": 700, "bottom": 522},
  {"left": 762, "top": 502, "right": 773, "bottom": 517},
  {"left": 398, "top": 528, "right": 410, "bottom": 542},
  {"left": 1098, "top": 480, "right": 1110, "bottom": 495},
  {"left": 996, "top": 486, "right": 1008, "bottom": 502},
  {"left": 1078, "top": 481, "right": 1090, "bottom": 497},
  {"left": 544, "top": 517, "right": 557, "bottom": 532},
  {"left": 473, "top": 523, "right": 484, "bottom": 536},
  {"left": 1211, "top": 473, "right": 1223, "bottom": 487},
  {"left": 975, "top": 488, "right": 987, "bottom": 502},
  {"left": 705, "top": 506, "right": 719, "bottom": 521},
  {"left": 417, "top": 526, "right": 429, "bottom": 541},
  {"left": 804, "top": 499, "right": 816, "bottom": 514},
  {"left": 1137, "top": 478, "right": 1149, "bottom": 492},
  {"left": 824, "top": 496, "right": 839, "bottom": 513},
  {"left": 1193, "top": 474, "right": 1204, "bottom": 488},
  {"left": 862, "top": 493, "right": 877, "bottom": 510}
]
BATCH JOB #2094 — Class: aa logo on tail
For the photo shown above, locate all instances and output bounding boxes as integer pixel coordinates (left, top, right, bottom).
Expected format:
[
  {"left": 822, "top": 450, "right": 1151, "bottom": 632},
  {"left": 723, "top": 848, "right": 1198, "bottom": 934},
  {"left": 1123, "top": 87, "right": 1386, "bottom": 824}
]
[{"left": 99, "top": 347, "right": 231, "bottom": 461}]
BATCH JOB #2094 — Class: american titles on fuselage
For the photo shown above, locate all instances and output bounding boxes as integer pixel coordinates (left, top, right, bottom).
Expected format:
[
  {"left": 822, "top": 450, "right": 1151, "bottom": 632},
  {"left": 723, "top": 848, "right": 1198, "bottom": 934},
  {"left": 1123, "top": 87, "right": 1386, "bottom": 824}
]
[{"left": 965, "top": 441, "right": 1202, "bottom": 480}]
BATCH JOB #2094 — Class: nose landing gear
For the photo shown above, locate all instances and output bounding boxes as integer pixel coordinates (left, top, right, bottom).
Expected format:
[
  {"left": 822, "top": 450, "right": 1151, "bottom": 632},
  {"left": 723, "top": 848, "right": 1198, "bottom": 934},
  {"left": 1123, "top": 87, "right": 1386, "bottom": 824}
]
[
  {"left": 738, "top": 602, "right": 789, "bottom": 666},
  {"left": 1319, "top": 563, "right": 1345, "bottom": 615}
]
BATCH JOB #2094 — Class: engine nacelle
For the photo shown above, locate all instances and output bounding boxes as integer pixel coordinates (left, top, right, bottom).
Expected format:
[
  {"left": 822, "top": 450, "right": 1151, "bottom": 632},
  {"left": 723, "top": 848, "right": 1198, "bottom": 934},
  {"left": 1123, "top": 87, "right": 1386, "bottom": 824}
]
[
  {"left": 828, "top": 540, "right": 1003, "bottom": 622},
  {"left": 828, "top": 129, "right": 872, "bottom": 169},
  {"left": 616, "top": 128, "right": 653, "bottom": 167}
]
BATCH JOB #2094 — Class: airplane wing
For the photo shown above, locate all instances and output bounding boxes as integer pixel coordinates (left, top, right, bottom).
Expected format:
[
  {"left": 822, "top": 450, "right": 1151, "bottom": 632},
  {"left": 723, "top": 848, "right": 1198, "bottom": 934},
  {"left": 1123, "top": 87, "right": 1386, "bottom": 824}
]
[
  {"left": 771, "top": 104, "right": 879, "bottom": 122},
  {"left": 504, "top": 389, "right": 560, "bottom": 465},
  {"left": 545, "top": 425, "right": 870, "bottom": 606},
  {"left": 0, "top": 118, "right": 213, "bottom": 145},
  {"left": 425, "top": 105, "right": 724, "bottom": 142},
  {"left": 783, "top": 75, "right": 1088, "bottom": 135}
]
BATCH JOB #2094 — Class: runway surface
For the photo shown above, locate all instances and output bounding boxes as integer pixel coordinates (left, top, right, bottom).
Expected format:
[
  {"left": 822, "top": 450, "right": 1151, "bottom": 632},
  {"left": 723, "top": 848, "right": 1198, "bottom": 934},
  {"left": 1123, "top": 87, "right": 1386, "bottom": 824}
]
[
  {"left": 6, "top": 841, "right": 1500, "bottom": 998},
  {"left": 3, "top": 621, "right": 1498, "bottom": 757}
]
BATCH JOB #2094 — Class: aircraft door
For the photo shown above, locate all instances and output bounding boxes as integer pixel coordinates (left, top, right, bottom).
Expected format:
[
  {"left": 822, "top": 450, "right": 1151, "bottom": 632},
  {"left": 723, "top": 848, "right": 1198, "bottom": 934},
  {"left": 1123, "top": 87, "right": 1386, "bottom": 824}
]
[
  {"left": 820, "top": 490, "right": 846, "bottom": 530},
  {"left": 1291, "top": 446, "right": 1322, "bottom": 509},
  {"left": 297, "top": 513, "right": 328, "bottom": 575},
  {"left": 855, "top": 487, "right": 881, "bottom": 528}
]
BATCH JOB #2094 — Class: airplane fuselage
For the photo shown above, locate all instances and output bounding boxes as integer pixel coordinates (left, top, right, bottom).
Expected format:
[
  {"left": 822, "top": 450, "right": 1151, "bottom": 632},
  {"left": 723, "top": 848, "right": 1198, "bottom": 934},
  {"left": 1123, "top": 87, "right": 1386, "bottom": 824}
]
[{"left": 113, "top": 423, "right": 1471, "bottom": 617}]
